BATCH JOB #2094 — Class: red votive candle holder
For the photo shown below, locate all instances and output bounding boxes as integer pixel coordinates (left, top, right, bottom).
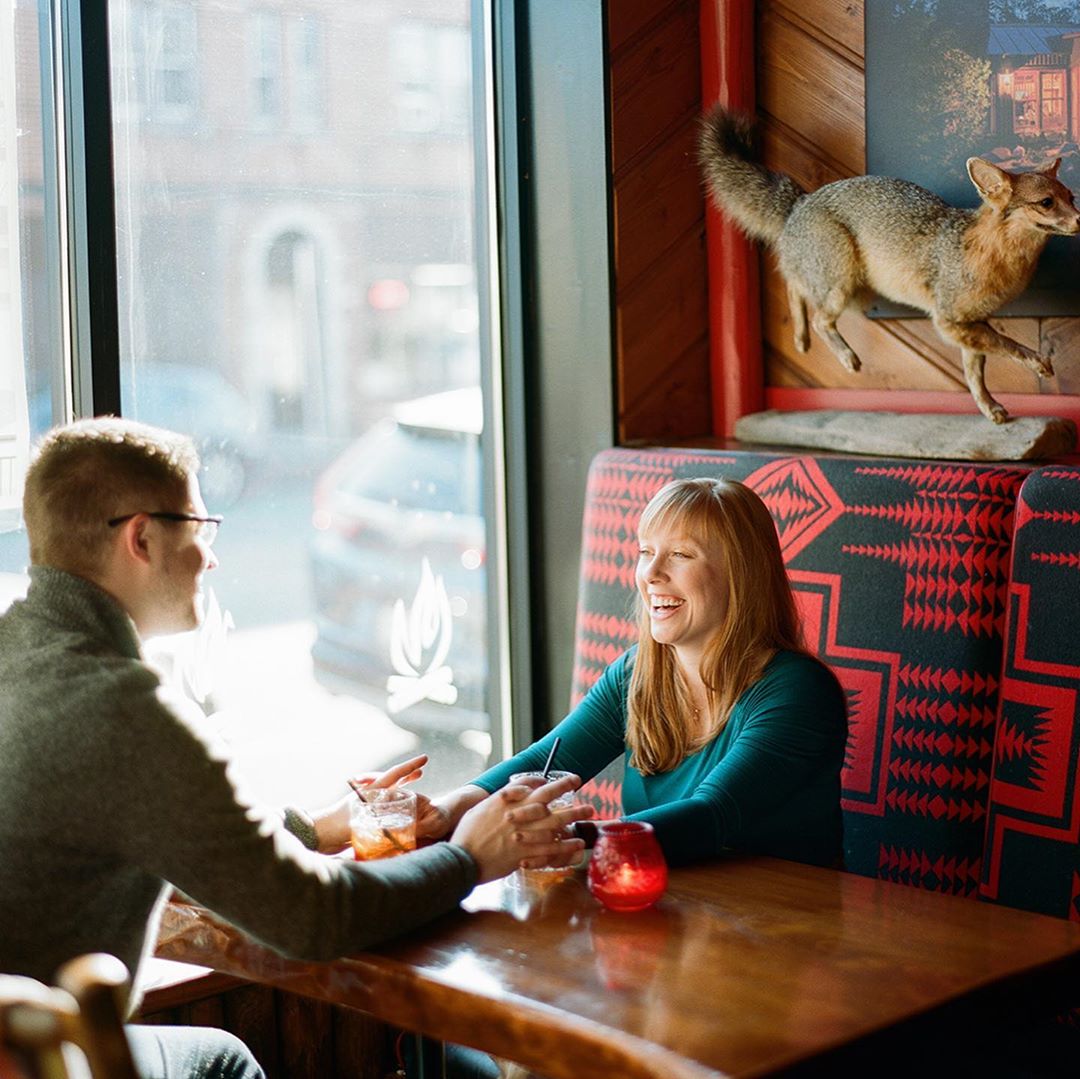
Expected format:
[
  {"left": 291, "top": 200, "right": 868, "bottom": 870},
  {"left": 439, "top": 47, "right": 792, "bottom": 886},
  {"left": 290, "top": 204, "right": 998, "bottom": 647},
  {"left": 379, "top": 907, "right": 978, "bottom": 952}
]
[{"left": 587, "top": 821, "right": 668, "bottom": 912}]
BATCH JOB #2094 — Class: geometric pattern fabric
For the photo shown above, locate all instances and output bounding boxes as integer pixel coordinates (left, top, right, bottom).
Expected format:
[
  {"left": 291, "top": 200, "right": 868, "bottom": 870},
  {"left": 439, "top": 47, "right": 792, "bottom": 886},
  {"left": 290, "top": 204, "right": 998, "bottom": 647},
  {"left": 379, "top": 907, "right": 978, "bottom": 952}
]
[
  {"left": 980, "top": 466, "right": 1080, "bottom": 919},
  {"left": 573, "top": 447, "right": 1031, "bottom": 897}
]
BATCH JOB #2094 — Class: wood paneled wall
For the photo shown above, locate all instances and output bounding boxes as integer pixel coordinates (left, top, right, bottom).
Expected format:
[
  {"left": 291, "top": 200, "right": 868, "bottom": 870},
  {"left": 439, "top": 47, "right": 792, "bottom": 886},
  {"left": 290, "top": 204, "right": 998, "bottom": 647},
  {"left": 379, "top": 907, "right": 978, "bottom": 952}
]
[
  {"left": 607, "top": 0, "right": 712, "bottom": 444},
  {"left": 607, "top": 0, "right": 1080, "bottom": 444}
]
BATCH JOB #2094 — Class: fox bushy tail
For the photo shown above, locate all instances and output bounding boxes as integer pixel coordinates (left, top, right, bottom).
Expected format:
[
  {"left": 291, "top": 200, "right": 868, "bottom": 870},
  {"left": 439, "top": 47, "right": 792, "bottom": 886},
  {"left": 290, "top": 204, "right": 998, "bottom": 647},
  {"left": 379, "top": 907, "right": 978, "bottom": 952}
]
[{"left": 697, "top": 106, "right": 803, "bottom": 245}]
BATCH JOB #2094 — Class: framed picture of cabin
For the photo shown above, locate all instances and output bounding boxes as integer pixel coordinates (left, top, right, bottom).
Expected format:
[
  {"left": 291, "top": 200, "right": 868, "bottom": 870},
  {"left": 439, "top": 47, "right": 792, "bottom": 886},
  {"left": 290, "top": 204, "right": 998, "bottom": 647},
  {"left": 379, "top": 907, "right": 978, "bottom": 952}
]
[{"left": 865, "top": 0, "right": 1080, "bottom": 317}]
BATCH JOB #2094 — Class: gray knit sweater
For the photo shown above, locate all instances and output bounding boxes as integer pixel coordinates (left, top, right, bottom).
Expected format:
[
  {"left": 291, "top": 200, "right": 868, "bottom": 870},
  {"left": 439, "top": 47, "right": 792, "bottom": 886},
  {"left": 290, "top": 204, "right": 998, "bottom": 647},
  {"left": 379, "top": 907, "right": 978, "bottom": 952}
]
[{"left": 0, "top": 567, "right": 476, "bottom": 1007}]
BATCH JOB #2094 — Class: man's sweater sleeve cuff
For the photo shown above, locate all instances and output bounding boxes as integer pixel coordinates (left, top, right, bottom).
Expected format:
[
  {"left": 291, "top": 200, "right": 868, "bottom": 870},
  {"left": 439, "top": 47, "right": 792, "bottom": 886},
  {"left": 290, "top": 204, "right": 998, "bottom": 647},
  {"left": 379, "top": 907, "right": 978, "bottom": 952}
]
[
  {"left": 283, "top": 806, "right": 319, "bottom": 851},
  {"left": 433, "top": 841, "right": 479, "bottom": 892}
]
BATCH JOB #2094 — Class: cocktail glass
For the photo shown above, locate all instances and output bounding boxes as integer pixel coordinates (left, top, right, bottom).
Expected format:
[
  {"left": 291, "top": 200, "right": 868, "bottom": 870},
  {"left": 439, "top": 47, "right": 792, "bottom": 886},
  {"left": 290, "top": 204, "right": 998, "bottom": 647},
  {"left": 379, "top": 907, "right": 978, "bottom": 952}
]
[{"left": 349, "top": 788, "right": 417, "bottom": 861}]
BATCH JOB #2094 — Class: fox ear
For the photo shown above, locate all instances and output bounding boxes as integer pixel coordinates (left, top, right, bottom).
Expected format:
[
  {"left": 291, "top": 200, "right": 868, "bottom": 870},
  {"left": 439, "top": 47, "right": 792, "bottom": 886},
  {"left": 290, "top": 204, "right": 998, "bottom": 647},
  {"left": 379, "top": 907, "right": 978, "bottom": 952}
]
[
  {"left": 1037, "top": 157, "right": 1062, "bottom": 178},
  {"left": 967, "top": 157, "right": 1013, "bottom": 205}
]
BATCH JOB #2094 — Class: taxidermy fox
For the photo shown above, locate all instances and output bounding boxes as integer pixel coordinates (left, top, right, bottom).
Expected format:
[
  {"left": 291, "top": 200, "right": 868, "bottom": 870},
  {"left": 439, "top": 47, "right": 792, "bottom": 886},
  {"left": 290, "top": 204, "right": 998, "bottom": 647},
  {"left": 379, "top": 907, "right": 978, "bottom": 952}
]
[{"left": 698, "top": 106, "right": 1080, "bottom": 424}]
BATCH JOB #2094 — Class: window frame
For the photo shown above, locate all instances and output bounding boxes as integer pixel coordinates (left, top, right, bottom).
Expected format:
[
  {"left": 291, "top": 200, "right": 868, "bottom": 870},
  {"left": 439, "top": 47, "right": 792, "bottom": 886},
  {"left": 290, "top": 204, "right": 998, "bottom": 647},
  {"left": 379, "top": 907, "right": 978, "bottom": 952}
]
[
  {"left": 50, "top": 0, "right": 121, "bottom": 418},
  {"left": 491, "top": 0, "right": 614, "bottom": 736}
]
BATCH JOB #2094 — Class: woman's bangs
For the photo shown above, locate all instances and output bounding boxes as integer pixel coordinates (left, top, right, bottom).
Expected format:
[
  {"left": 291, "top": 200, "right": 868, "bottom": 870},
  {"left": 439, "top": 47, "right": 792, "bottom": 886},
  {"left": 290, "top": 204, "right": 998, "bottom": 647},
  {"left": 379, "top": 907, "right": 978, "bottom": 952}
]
[{"left": 638, "top": 482, "right": 723, "bottom": 547}]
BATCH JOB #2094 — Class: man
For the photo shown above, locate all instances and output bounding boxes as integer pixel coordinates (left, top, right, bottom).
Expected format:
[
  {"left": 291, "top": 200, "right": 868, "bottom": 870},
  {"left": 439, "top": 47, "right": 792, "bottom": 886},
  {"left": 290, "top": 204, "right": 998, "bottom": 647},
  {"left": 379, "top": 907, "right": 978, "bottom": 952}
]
[{"left": 0, "top": 417, "right": 588, "bottom": 1078}]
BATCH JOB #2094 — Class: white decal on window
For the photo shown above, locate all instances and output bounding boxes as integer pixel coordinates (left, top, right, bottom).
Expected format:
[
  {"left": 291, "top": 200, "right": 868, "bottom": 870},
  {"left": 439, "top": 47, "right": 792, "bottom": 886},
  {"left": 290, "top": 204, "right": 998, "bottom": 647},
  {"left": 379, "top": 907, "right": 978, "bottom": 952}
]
[
  {"left": 145, "top": 588, "right": 234, "bottom": 707},
  {"left": 386, "top": 557, "right": 458, "bottom": 713}
]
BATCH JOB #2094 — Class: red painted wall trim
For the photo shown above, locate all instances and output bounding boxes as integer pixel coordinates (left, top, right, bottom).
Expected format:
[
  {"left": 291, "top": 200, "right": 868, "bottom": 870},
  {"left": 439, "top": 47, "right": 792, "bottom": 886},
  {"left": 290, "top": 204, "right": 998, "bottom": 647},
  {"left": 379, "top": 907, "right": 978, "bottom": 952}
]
[
  {"left": 700, "top": 0, "right": 760, "bottom": 439},
  {"left": 766, "top": 387, "right": 1080, "bottom": 427}
]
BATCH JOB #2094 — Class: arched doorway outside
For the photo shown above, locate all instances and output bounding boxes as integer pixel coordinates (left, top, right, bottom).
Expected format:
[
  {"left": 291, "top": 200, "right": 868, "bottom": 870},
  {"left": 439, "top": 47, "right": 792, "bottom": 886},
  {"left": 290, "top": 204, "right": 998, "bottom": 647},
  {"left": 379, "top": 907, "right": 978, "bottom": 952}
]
[
  {"left": 242, "top": 208, "right": 347, "bottom": 457},
  {"left": 264, "top": 229, "right": 322, "bottom": 432}
]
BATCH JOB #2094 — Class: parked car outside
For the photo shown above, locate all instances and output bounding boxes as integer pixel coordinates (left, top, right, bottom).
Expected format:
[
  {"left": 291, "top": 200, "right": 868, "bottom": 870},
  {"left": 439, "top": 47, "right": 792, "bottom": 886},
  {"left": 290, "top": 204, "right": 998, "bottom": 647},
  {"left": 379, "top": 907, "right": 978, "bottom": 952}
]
[
  {"left": 31, "top": 362, "right": 261, "bottom": 508},
  {"left": 308, "top": 387, "right": 487, "bottom": 734}
]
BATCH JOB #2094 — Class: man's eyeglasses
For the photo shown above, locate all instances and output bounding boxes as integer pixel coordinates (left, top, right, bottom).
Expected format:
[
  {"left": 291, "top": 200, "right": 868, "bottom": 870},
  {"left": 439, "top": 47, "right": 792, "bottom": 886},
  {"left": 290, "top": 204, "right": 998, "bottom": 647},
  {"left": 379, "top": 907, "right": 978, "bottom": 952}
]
[{"left": 107, "top": 511, "right": 223, "bottom": 545}]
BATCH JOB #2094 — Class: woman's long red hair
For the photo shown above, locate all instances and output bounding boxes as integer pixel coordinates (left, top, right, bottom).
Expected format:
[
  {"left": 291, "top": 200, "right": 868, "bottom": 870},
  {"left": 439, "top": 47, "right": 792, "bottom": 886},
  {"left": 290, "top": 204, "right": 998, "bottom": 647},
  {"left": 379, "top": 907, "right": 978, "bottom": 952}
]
[{"left": 627, "top": 477, "right": 805, "bottom": 775}]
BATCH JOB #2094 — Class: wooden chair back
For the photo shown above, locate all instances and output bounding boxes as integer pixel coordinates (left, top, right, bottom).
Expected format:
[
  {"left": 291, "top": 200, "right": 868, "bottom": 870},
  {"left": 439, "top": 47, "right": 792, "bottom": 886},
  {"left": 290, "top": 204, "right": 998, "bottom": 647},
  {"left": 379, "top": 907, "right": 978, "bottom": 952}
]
[{"left": 0, "top": 954, "right": 139, "bottom": 1079}]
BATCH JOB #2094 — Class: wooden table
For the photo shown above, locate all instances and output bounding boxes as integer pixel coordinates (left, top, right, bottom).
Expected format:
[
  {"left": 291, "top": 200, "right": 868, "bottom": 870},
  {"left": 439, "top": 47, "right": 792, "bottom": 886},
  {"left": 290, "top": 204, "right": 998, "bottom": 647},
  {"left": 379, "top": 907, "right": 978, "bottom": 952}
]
[{"left": 154, "top": 857, "right": 1080, "bottom": 1078}]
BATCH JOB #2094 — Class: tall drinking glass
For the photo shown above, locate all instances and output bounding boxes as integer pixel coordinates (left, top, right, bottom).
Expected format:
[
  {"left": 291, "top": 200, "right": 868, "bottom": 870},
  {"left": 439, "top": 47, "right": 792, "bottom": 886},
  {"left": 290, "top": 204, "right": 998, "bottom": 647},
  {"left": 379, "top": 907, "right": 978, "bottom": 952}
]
[{"left": 509, "top": 770, "right": 576, "bottom": 877}]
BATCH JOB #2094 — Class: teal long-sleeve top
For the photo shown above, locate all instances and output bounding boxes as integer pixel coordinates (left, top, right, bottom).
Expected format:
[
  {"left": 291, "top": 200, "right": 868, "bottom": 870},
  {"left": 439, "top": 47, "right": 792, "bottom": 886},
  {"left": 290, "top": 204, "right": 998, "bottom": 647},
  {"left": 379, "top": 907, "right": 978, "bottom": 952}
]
[{"left": 472, "top": 649, "right": 847, "bottom": 868}]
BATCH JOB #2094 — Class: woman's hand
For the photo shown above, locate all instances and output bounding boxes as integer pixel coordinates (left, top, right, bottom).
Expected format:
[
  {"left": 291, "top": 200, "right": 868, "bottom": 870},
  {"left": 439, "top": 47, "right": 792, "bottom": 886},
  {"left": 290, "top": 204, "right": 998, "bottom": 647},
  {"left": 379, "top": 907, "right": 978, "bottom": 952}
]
[
  {"left": 352, "top": 754, "right": 454, "bottom": 841},
  {"left": 416, "top": 797, "right": 453, "bottom": 840},
  {"left": 310, "top": 754, "right": 430, "bottom": 854},
  {"left": 352, "top": 753, "right": 428, "bottom": 791}
]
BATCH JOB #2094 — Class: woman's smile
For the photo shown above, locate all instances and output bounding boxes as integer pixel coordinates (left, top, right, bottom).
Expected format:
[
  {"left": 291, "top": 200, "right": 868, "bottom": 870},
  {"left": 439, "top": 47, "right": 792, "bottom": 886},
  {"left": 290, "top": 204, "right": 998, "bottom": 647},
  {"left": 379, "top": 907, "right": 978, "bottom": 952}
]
[
  {"left": 636, "top": 527, "right": 728, "bottom": 662},
  {"left": 648, "top": 593, "right": 685, "bottom": 621}
]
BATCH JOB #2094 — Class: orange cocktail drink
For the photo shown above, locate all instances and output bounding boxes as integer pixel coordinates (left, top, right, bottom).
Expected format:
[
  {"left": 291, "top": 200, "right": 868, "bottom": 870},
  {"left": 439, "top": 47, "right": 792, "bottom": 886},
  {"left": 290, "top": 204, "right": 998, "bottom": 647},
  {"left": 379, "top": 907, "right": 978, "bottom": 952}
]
[{"left": 348, "top": 788, "right": 417, "bottom": 861}]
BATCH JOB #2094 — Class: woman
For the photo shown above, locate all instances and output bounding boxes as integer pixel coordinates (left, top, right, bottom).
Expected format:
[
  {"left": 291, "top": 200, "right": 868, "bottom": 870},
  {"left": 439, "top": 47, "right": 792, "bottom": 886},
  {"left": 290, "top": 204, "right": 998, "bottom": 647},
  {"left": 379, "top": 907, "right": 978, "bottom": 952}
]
[{"left": 428, "top": 477, "right": 848, "bottom": 868}]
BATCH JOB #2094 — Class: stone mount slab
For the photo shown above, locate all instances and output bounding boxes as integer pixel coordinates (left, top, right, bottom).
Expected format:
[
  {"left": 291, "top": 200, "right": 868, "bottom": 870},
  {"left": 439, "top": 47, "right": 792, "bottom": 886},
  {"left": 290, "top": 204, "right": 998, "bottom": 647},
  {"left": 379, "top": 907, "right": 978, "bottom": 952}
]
[{"left": 733, "top": 410, "right": 1077, "bottom": 462}]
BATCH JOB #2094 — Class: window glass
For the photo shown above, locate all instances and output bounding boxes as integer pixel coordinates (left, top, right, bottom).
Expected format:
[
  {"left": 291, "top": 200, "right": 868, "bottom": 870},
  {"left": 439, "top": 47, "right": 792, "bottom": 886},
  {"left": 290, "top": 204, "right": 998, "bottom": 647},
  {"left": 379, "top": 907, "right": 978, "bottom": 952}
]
[
  {"left": 0, "top": 1, "right": 62, "bottom": 606},
  {"left": 108, "top": 0, "right": 493, "bottom": 808}
]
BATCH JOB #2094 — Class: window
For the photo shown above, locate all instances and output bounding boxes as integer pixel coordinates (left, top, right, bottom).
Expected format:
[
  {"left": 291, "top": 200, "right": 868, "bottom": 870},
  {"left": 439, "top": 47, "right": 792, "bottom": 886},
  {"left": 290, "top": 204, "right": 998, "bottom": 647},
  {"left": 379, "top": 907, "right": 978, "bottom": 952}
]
[
  {"left": 0, "top": 12, "right": 27, "bottom": 532},
  {"left": 0, "top": 0, "right": 508, "bottom": 812},
  {"left": 249, "top": 10, "right": 282, "bottom": 126},
  {"left": 112, "top": 1, "right": 199, "bottom": 125},
  {"left": 1012, "top": 70, "right": 1038, "bottom": 134},
  {"left": 287, "top": 14, "right": 322, "bottom": 129},
  {"left": 149, "top": 3, "right": 198, "bottom": 122},
  {"left": 109, "top": 0, "right": 494, "bottom": 805},
  {"left": 1041, "top": 70, "right": 1065, "bottom": 132},
  {"left": 0, "top": 0, "right": 63, "bottom": 598},
  {"left": 0, "top": 0, "right": 615, "bottom": 801},
  {"left": 391, "top": 21, "right": 470, "bottom": 135}
]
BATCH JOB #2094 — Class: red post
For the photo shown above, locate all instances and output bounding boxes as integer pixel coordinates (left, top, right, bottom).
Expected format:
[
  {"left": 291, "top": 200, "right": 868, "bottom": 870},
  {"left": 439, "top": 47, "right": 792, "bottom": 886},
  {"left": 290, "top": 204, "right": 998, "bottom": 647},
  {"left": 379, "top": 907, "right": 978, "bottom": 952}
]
[{"left": 700, "top": 0, "right": 762, "bottom": 438}]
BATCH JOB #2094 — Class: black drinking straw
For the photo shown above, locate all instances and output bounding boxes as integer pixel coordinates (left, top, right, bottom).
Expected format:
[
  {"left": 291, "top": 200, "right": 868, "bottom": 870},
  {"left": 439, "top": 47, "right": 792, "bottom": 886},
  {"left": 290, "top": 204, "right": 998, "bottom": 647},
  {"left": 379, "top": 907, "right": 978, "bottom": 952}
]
[{"left": 540, "top": 736, "right": 561, "bottom": 779}]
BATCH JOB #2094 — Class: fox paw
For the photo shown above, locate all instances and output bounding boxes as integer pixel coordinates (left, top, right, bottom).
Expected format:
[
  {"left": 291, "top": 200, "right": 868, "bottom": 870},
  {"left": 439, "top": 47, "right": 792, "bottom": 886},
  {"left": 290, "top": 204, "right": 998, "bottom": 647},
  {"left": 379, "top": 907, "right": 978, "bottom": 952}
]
[{"left": 1019, "top": 346, "right": 1054, "bottom": 379}]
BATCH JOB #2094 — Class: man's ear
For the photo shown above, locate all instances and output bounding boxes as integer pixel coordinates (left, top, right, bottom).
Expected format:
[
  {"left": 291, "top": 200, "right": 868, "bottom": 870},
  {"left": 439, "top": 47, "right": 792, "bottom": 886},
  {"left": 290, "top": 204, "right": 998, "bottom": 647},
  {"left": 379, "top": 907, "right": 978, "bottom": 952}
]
[{"left": 118, "top": 515, "right": 153, "bottom": 566}]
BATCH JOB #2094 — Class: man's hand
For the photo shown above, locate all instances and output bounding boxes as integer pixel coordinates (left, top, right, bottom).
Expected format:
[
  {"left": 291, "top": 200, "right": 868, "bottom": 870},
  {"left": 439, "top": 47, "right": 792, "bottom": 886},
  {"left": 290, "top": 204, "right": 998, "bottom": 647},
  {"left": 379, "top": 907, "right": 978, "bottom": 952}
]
[
  {"left": 450, "top": 774, "right": 595, "bottom": 883},
  {"left": 421, "top": 784, "right": 489, "bottom": 841}
]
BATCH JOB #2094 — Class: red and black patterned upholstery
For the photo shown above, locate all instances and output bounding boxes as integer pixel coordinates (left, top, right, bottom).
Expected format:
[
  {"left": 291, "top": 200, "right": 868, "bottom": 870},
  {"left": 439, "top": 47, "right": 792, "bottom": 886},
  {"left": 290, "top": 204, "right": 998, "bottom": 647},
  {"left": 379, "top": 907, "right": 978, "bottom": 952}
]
[
  {"left": 572, "top": 447, "right": 1031, "bottom": 895},
  {"left": 981, "top": 466, "right": 1080, "bottom": 920}
]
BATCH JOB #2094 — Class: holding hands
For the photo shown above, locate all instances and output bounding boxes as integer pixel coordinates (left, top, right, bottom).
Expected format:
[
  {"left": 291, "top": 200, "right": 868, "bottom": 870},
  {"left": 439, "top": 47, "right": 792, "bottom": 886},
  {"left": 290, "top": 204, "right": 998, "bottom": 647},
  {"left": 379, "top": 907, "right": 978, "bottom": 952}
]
[{"left": 450, "top": 773, "right": 594, "bottom": 882}]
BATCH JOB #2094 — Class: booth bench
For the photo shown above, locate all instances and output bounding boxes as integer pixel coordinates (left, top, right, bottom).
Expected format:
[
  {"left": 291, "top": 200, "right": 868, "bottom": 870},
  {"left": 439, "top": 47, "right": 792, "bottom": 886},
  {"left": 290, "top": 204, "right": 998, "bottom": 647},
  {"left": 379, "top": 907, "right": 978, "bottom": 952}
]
[{"left": 572, "top": 447, "right": 1080, "bottom": 922}]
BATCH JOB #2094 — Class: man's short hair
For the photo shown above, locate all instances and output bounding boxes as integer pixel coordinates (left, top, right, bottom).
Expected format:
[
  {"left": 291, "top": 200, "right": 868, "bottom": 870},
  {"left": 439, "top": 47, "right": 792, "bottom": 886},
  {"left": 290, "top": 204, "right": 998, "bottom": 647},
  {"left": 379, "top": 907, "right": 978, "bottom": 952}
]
[{"left": 23, "top": 417, "right": 200, "bottom": 577}]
